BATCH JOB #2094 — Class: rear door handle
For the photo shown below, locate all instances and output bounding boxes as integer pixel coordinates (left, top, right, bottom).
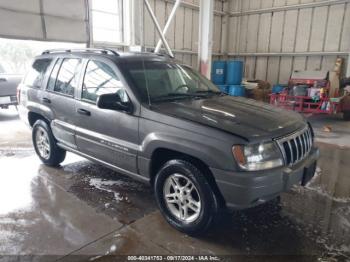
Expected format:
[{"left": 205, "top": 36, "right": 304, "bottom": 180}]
[
  {"left": 77, "top": 108, "right": 91, "bottom": 116},
  {"left": 42, "top": 97, "right": 51, "bottom": 104},
  {"left": 0, "top": 78, "right": 7, "bottom": 82}
]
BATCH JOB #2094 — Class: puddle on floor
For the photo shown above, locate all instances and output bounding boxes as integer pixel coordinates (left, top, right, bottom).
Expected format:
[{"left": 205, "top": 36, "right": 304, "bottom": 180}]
[{"left": 0, "top": 142, "right": 349, "bottom": 259}]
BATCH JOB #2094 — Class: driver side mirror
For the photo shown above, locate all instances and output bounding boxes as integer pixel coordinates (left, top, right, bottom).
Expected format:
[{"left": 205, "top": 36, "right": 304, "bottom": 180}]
[{"left": 96, "top": 92, "right": 133, "bottom": 113}]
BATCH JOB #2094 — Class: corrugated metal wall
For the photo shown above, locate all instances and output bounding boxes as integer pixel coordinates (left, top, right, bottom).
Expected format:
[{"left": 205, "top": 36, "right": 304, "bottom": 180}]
[
  {"left": 0, "top": 0, "right": 89, "bottom": 43},
  {"left": 142, "top": 0, "right": 226, "bottom": 69},
  {"left": 227, "top": 0, "right": 350, "bottom": 85}
]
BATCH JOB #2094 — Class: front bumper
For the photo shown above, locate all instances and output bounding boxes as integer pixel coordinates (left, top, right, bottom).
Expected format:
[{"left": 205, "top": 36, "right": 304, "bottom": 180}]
[{"left": 211, "top": 147, "right": 319, "bottom": 209}]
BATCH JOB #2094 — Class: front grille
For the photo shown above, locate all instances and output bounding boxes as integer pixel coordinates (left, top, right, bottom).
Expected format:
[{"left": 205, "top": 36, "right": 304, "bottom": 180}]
[{"left": 276, "top": 127, "right": 313, "bottom": 166}]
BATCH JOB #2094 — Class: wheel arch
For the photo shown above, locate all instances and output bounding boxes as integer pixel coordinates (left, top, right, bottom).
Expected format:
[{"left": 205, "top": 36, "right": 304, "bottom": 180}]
[
  {"left": 28, "top": 111, "right": 50, "bottom": 127},
  {"left": 149, "top": 147, "right": 225, "bottom": 206}
]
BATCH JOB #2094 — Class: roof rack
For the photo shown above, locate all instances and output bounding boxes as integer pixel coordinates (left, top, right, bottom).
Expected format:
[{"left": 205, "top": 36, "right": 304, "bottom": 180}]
[
  {"left": 156, "top": 52, "right": 173, "bottom": 58},
  {"left": 41, "top": 48, "right": 120, "bottom": 56}
]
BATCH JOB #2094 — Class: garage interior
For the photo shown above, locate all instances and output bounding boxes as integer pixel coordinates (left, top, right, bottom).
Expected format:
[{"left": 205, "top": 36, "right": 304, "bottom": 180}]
[{"left": 0, "top": 0, "right": 350, "bottom": 261}]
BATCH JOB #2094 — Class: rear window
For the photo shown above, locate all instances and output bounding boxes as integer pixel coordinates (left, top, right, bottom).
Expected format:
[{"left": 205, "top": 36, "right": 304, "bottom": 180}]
[{"left": 23, "top": 59, "right": 52, "bottom": 88}]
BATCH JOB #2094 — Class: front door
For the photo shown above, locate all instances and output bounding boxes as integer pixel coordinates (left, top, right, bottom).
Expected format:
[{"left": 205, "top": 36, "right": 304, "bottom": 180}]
[{"left": 75, "top": 59, "right": 139, "bottom": 173}]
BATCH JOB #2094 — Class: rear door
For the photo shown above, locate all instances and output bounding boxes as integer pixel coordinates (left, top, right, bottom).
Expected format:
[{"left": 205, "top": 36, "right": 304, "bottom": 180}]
[
  {"left": 45, "top": 57, "right": 83, "bottom": 149},
  {"left": 75, "top": 58, "right": 139, "bottom": 173}
]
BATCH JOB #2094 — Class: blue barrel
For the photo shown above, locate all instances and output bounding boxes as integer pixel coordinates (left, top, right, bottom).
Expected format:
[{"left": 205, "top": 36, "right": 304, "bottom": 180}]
[
  {"left": 226, "top": 60, "right": 243, "bottom": 85},
  {"left": 211, "top": 61, "right": 226, "bottom": 85},
  {"left": 217, "top": 85, "right": 228, "bottom": 94},
  {"left": 272, "top": 84, "right": 286, "bottom": 94},
  {"left": 228, "top": 85, "right": 245, "bottom": 97}
]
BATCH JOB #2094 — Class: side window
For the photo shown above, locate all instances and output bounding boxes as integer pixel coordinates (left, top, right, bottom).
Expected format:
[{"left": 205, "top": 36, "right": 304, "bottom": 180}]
[
  {"left": 24, "top": 59, "right": 52, "bottom": 88},
  {"left": 47, "top": 59, "right": 62, "bottom": 91},
  {"left": 54, "top": 58, "right": 82, "bottom": 96},
  {"left": 82, "top": 60, "right": 126, "bottom": 103}
]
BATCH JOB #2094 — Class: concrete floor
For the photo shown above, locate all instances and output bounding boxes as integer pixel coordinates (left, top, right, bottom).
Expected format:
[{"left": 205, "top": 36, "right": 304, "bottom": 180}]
[{"left": 0, "top": 107, "right": 350, "bottom": 261}]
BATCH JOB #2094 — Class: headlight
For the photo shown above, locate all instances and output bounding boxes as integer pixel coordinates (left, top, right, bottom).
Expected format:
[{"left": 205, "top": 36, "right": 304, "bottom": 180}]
[{"left": 232, "top": 142, "right": 283, "bottom": 171}]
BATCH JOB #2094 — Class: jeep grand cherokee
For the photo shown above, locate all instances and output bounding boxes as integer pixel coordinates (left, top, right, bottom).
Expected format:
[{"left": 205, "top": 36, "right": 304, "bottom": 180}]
[{"left": 18, "top": 49, "right": 319, "bottom": 235}]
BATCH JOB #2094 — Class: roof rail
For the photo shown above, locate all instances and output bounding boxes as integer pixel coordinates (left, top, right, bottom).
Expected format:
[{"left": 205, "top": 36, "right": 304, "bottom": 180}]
[
  {"left": 156, "top": 52, "right": 174, "bottom": 59},
  {"left": 41, "top": 48, "right": 120, "bottom": 56}
]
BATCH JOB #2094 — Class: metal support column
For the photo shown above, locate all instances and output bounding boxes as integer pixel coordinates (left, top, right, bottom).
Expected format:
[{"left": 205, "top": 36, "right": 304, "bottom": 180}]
[
  {"left": 129, "top": 0, "right": 144, "bottom": 49},
  {"left": 144, "top": 0, "right": 174, "bottom": 57},
  {"left": 154, "top": 0, "right": 182, "bottom": 53},
  {"left": 198, "top": 0, "right": 214, "bottom": 78},
  {"left": 86, "top": 0, "right": 93, "bottom": 47},
  {"left": 123, "top": 0, "right": 132, "bottom": 46}
]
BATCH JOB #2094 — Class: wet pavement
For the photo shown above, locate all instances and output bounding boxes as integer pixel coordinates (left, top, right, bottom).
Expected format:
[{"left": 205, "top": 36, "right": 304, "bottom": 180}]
[{"left": 0, "top": 107, "right": 350, "bottom": 261}]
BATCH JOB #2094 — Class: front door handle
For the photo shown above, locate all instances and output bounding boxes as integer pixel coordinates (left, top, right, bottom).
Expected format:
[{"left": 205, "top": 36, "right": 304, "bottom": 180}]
[
  {"left": 77, "top": 108, "right": 91, "bottom": 116},
  {"left": 42, "top": 97, "right": 51, "bottom": 103},
  {"left": 0, "top": 78, "right": 7, "bottom": 82}
]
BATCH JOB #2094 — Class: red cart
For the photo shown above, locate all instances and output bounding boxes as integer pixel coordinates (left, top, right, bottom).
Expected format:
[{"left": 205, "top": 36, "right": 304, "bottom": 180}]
[{"left": 269, "top": 72, "right": 350, "bottom": 120}]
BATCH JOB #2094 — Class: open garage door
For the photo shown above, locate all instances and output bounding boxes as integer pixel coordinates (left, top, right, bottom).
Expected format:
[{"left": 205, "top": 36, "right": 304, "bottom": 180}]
[{"left": 0, "top": 0, "right": 89, "bottom": 43}]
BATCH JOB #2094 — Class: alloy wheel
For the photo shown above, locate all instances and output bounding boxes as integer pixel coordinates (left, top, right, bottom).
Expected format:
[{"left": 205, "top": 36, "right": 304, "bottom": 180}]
[
  {"left": 163, "top": 173, "right": 201, "bottom": 223},
  {"left": 35, "top": 127, "right": 50, "bottom": 159}
]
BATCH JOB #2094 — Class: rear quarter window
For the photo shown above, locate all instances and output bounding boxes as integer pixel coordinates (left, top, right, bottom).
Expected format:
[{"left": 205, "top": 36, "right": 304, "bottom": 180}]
[
  {"left": 23, "top": 59, "right": 52, "bottom": 88},
  {"left": 53, "top": 58, "right": 82, "bottom": 97}
]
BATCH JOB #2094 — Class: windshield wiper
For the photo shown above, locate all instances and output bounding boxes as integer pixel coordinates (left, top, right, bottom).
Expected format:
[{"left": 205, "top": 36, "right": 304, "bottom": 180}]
[
  {"left": 152, "top": 93, "right": 205, "bottom": 102},
  {"left": 195, "top": 90, "right": 225, "bottom": 96}
]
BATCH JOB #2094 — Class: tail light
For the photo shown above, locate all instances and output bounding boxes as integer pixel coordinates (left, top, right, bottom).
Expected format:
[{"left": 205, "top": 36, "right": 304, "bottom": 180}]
[{"left": 17, "top": 86, "right": 21, "bottom": 103}]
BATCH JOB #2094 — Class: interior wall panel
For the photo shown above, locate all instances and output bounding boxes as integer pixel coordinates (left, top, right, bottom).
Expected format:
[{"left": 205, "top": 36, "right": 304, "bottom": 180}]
[
  {"left": 0, "top": 9, "right": 43, "bottom": 39},
  {"left": 340, "top": 3, "right": 350, "bottom": 51},
  {"left": 309, "top": 6, "right": 328, "bottom": 52},
  {"left": 324, "top": 4, "right": 345, "bottom": 51},
  {"left": 144, "top": 0, "right": 156, "bottom": 47},
  {"left": 166, "top": 2, "right": 175, "bottom": 48},
  {"left": 0, "top": 0, "right": 88, "bottom": 42},
  {"left": 175, "top": 6, "right": 185, "bottom": 50},
  {"left": 43, "top": 0, "right": 86, "bottom": 20},
  {"left": 45, "top": 17, "right": 87, "bottom": 42},
  {"left": 227, "top": 0, "right": 350, "bottom": 84},
  {"left": 0, "top": 0, "right": 40, "bottom": 13},
  {"left": 213, "top": 15, "right": 222, "bottom": 53},
  {"left": 307, "top": 56, "right": 322, "bottom": 71},
  {"left": 238, "top": 15, "right": 248, "bottom": 52},
  {"left": 191, "top": 10, "right": 199, "bottom": 53},
  {"left": 183, "top": 7, "right": 192, "bottom": 50}
]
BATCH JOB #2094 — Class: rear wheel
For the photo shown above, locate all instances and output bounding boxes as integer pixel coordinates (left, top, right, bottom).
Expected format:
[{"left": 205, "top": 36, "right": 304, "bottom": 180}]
[
  {"left": 154, "top": 159, "right": 218, "bottom": 236},
  {"left": 32, "top": 120, "right": 66, "bottom": 166}
]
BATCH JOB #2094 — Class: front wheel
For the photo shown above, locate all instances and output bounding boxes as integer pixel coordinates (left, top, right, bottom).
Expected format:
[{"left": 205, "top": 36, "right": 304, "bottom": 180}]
[
  {"left": 154, "top": 159, "right": 218, "bottom": 236},
  {"left": 32, "top": 120, "right": 66, "bottom": 166}
]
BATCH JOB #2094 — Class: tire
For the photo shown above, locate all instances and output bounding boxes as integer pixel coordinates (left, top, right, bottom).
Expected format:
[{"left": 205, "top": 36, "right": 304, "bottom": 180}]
[
  {"left": 343, "top": 111, "right": 350, "bottom": 121},
  {"left": 32, "top": 119, "right": 66, "bottom": 166},
  {"left": 154, "top": 159, "right": 219, "bottom": 236}
]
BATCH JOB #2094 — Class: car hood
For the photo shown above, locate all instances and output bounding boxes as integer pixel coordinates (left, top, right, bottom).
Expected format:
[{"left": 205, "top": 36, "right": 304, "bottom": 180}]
[{"left": 151, "top": 96, "right": 306, "bottom": 141}]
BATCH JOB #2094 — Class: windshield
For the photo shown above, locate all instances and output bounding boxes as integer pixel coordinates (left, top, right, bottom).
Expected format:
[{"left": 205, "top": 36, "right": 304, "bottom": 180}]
[{"left": 124, "top": 61, "right": 222, "bottom": 103}]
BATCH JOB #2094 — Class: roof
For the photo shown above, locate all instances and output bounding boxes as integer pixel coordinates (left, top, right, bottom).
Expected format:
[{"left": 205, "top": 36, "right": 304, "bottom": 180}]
[{"left": 39, "top": 48, "right": 174, "bottom": 63}]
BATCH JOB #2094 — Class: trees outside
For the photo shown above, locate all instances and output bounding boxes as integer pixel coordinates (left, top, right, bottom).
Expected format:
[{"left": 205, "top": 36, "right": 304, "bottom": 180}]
[{"left": 0, "top": 41, "right": 36, "bottom": 74}]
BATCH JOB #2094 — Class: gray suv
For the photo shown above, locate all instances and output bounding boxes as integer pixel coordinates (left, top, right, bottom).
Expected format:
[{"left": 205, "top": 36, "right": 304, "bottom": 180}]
[{"left": 19, "top": 48, "right": 319, "bottom": 235}]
